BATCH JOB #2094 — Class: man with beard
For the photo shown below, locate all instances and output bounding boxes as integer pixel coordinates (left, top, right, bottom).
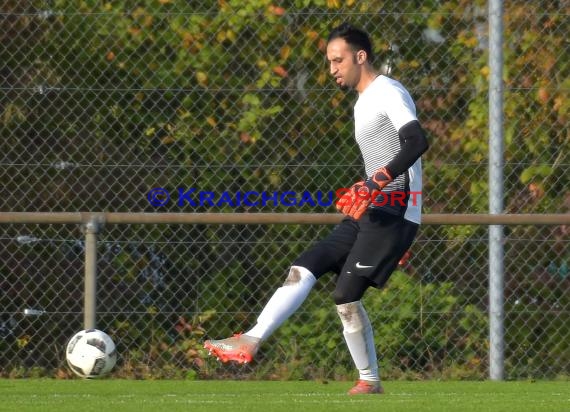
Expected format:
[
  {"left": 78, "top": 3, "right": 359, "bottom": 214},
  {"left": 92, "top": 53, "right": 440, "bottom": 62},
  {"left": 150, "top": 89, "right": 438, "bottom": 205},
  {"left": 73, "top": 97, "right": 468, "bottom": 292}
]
[{"left": 204, "top": 22, "right": 429, "bottom": 395}]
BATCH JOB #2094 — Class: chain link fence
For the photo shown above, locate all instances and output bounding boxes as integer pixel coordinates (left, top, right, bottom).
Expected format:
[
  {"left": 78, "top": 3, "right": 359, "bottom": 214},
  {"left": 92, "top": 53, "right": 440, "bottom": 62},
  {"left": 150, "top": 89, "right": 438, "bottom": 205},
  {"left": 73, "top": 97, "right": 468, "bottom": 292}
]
[{"left": 1, "top": 1, "right": 568, "bottom": 380}]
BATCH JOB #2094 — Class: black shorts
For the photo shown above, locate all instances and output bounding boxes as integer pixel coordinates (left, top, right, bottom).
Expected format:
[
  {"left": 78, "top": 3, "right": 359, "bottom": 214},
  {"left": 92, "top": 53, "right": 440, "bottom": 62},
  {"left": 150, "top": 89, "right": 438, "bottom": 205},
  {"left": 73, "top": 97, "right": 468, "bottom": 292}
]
[{"left": 293, "top": 210, "right": 419, "bottom": 289}]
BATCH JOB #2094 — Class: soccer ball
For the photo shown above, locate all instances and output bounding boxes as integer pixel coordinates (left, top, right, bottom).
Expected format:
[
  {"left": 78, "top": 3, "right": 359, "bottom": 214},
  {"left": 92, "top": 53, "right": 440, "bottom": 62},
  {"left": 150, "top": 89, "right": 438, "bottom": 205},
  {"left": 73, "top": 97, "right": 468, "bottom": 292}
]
[{"left": 65, "top": 329, "right": 117, "bottom": 378}]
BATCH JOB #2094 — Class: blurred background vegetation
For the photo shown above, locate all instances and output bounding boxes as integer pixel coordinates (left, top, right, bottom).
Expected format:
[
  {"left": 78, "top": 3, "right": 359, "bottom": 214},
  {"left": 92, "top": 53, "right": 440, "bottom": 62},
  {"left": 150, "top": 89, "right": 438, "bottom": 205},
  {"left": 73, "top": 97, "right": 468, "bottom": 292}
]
[{"left": 1, "top": 0, "right": 568, "bottom": 380}]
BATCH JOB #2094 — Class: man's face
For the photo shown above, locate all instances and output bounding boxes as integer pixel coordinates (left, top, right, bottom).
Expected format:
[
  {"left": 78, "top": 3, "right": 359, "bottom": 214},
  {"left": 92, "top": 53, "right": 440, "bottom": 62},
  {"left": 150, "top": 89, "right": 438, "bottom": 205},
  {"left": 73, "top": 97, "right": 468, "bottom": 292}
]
[{"left": 326, "top": 38, "right": 362, "bottom": 90}]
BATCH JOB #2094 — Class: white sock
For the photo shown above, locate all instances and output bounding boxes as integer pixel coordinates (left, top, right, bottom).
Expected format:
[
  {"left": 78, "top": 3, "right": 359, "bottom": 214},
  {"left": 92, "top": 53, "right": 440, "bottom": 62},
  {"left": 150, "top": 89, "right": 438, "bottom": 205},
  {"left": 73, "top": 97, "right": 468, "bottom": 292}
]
[
  {"left": 246, "top": 266, "right": 316, "bottom": 341},
  {"left": 336, "top": 301, "right": 379, "bottom": 382}
]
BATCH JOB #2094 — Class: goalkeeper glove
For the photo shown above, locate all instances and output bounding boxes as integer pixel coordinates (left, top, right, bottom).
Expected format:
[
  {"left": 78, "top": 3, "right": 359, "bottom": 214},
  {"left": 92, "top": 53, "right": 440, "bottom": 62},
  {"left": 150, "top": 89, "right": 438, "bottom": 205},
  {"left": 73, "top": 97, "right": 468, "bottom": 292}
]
[
  {"left": 336, "top": 181, "right": 366, "bottom": 216},
  {"left": 338, "top": 167, "right": 394, "bottom": 220},
  {"left": 365, "top": 166, "right": 393, "bottom": 192}
]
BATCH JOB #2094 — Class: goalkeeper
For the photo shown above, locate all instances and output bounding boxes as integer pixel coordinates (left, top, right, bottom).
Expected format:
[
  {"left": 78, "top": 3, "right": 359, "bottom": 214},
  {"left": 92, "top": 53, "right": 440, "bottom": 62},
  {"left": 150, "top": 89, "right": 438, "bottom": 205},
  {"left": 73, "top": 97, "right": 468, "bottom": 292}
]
[{"left": 205, "top": 22, "right": 429, "bottom": 395}]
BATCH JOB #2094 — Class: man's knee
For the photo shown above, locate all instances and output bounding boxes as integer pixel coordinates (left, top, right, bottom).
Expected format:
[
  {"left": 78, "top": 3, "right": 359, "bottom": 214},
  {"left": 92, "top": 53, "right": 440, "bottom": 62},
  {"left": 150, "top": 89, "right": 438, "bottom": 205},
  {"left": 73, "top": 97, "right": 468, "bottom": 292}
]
[
  {"left": 333, "top": 288, "right": 358, "bottom": 305},
  {"left": 333, "top": 274, "right": 372, "bottom": 304},
  {"left": 281, "top": 266, "right": 317, "bottom": 287}
]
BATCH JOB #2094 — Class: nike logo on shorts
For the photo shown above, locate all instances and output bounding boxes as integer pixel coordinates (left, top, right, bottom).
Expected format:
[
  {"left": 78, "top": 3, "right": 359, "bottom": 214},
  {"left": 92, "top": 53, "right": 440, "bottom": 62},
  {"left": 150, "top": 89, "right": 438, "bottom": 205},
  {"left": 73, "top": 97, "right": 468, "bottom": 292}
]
[{"left": 355, "top": 262, "right": 374, "bottom": 269}]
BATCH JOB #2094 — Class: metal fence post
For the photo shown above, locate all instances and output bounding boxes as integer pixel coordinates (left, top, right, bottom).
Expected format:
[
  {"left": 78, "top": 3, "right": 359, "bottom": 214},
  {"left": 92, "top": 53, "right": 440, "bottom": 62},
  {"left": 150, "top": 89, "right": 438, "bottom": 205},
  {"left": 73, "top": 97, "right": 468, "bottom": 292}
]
[
  {"left": 488, "top": 0, "right": 505, "bottom": 381},
  {"left": 83, "top": 217, "right": 101, "bottom": 330}
]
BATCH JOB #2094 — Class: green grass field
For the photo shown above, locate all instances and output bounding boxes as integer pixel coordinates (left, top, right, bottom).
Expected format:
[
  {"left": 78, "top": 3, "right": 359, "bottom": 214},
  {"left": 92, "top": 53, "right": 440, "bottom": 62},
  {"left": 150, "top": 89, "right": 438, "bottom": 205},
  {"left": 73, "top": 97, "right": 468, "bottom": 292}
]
[{"left": 1, "top": 380, "right": 568, "bottom": 412}]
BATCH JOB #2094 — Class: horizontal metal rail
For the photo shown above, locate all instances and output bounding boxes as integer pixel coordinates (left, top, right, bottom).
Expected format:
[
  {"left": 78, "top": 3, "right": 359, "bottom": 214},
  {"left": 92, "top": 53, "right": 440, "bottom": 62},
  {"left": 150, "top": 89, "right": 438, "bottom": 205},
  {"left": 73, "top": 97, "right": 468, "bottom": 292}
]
[{"left": 0, "top": 212, "right": 568, "bottom": 225}]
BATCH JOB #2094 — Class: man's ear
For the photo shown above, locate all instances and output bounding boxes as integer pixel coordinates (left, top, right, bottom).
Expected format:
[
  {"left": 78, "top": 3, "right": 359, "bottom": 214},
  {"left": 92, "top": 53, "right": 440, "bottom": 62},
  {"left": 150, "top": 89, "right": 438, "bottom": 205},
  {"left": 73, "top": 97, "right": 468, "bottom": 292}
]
[{"left": 356, "top": 50, "right": 367, "bottom": 64}]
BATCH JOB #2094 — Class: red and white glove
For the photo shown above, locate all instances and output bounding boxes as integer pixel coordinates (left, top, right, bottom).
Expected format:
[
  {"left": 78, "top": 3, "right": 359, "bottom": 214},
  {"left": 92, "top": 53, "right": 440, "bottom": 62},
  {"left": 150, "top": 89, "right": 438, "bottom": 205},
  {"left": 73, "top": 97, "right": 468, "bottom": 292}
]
[{"left": 336, "top": 167, "right": 393, "bottom": 220}]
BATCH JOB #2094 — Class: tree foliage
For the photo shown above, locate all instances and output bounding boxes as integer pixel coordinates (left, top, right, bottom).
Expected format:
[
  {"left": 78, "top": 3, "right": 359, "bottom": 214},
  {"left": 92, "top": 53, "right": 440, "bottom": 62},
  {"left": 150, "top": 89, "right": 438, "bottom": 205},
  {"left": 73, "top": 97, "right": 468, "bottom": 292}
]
[{"left": 1, "top": 0, "right": 568, "bottom": 379}]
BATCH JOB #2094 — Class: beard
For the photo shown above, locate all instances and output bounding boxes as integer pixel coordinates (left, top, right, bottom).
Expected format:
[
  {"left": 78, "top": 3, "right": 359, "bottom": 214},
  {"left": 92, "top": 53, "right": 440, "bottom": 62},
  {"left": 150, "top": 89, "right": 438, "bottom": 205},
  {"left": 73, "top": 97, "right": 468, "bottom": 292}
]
[{"left": 335, "top": 80, "right": 352, "bottom": 90}]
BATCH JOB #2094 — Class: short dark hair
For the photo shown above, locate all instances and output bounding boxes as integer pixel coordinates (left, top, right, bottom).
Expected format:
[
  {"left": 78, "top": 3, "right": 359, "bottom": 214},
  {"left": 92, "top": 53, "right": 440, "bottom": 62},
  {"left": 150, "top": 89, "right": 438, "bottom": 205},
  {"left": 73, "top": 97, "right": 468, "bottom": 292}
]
[{"left": 327, "top": 23, "right": 374, "bottom": 62}]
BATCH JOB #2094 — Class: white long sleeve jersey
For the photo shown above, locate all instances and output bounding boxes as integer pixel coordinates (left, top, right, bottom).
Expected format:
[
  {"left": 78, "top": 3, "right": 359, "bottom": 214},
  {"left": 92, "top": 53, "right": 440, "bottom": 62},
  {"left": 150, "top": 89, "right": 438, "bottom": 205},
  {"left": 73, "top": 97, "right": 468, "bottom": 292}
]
[{"left": 353, "top": 75, "right": 423, "bottom": 224}]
